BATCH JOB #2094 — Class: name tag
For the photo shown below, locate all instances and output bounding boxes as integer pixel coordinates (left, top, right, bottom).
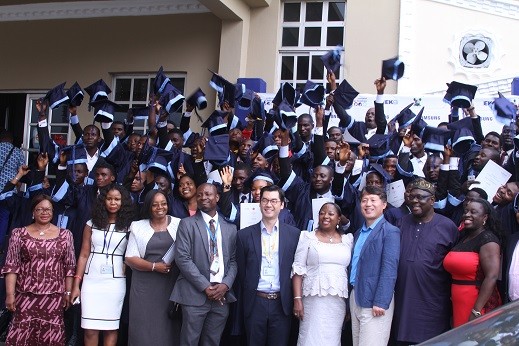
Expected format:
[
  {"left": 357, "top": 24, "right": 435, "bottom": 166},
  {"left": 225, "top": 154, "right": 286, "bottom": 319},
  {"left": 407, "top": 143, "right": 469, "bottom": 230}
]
[
  {"left": 262, "top": 266, "right": 276, "bottom": 277},
  {"left": 100, "top": 264, "right": 113, "bottom": 274},
  {"left": 210, "top": 257, "right": 220, "bottom": 275}
]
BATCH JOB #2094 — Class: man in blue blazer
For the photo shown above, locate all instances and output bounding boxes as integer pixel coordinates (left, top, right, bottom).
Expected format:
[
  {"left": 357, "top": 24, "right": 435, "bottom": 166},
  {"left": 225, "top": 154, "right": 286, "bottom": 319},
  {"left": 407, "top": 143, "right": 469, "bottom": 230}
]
[
  {"left": 349, "top": 186, "right": 400, "bottom": 346},
  {"left": 236, "top": 185, "right": 301, "bottom": 346}
]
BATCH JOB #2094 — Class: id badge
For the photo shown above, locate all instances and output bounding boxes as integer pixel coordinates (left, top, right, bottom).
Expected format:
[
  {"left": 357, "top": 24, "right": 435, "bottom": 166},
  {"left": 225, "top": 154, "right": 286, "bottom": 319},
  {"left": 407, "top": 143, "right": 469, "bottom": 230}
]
[
  {"left": 100, "top": 264, "right": 113, "bottom": 274},
  {"left": 210, "top": 257, "right": 220, "bottom": 274},
  {"left": 262, "top": 266, "right": 275, "bottom": 277},
  {"left": 57, "top": 215, "right": 68, "bottom": 228}
]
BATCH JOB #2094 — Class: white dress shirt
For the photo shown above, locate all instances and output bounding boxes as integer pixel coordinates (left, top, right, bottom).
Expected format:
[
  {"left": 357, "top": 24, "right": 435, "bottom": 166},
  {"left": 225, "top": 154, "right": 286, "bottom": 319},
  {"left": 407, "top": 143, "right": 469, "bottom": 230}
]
[{"left": 201, "top": 211, "right": 225, "bottom": 283}]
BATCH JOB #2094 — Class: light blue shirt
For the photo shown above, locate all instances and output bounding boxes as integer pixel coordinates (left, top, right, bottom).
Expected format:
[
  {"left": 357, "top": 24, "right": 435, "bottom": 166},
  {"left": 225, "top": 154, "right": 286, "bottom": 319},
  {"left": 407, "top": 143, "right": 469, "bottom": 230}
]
[
  {"left": 257, "top": 220, "right": 280, "bottom": 292},
  {"left": 350, "top": 215, "right": 384, "bottom": 287}
]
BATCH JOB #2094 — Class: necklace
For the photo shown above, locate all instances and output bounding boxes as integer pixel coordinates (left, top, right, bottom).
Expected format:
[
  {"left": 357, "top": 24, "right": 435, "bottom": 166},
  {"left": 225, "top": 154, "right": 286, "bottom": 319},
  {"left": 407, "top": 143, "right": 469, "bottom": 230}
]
[
  {"left": 150, "top": 217, "right": 168, "bottom": 232},
  {"left": 319, "top": 229, "right": 335, "bottom": 243},
  {"left": 38, "top": 224, "right": 52, "bottom": 236}
]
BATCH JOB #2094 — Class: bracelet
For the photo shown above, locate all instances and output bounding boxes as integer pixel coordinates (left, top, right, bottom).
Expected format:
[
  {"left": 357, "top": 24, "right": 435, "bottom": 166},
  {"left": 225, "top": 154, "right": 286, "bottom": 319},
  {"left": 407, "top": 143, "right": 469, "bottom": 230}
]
[
  {"left": 471, "top": 308, "right": 481, "bottom": 317},
  {"left": 12, "top": 177, "right": 19, "bottom": 181},
  {"left": 152, "top": 262, "right": 156, "bottom": 272},
  {"left": 64, "top": 291, "right": 71, "bottom": 296},
  {"left": 73, "top": 275, "right": 82, "bottom": 281},
  {"left": 294, "top": 296, "right": 302, "bottom": 300}
]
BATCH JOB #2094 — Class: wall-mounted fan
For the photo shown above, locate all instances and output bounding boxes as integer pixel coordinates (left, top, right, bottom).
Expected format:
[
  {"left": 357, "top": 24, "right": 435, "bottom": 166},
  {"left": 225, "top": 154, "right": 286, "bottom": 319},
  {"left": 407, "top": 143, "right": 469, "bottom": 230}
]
[{"left": 461, "top": 39, "right": 489, "bottom": 66}]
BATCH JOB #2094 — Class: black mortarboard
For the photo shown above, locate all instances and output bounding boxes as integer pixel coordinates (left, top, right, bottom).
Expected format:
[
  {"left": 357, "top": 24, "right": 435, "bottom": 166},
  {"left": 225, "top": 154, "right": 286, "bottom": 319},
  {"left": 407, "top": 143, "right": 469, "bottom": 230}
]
[
  {"left": 382, "top": 57, "right": 405, "bottom": 80},
  {"left": 275, "top": 99, "right": 298, "bottom": 130},
  {"left": 410, "top": 109, "right": 427, "bottom": 136},
  {"left": 130, "top": 106, "right": 150, "bottom": 120},
  {"left": 447, "top": 117, "right": 475, "bottom": 154},
  {"left": 245, "top": 169, "right": 275, "bottom": 188},
  {"left": 153, "top": 66, "right": 171, "bottom": 94},
  {"left": 494, "top": 92, "right": 516, "bottom": 123},
  {"left": 333, "top": 79, "right": 358, "bottom": 110},
  {"left": 252, "top": 134, "right": 279, "bottom": 160},
  {"left": 204, "top": 134, "right": 230, "bottom": 163},
  {"left": 342, "top": 130, "right": 361, "bottom": 146},
  {"left": 367, "top": 134, "right": 392, "bottom": 160},
  {"left": 141, "top": 147, "right": 175, "bottom": 173},
  {"left": 321, "top": 45, "right": 343, "bottom": 73},
  {"left": 444, "top": 81, "right": 478, "bottom": 109},
  {"left": 61, "top": 144, "right": 88, "bottom": 166},
  {"left": 186, "top": 88, "right": 207, "bottom": 110},
  {"left": 390, "top": 103, "right": 416, "bottom": 128},
  {"left": 422, "top": 126, "right": 453, "bottom": 153},
  {"left": 272, "top": 82, "right": 299, "bottom": 108},
  {"left": 44, "top": 82, "right": 69, "bottom": 110},
  {"left": 368, "top": 162, "right": 392, "bottom": 183},
  {"left": 89, "top": 99, "right": 123, "bottom": 123},
  {"left": 209, "top": 70, "right": 238, "bottom": 107},
  {"left": 237, "top": 89, "right": 255, "bottom": 111},
  {"left": 234, "top": 83, "right": 246, "bottom": 105},
  {"left": 66, "top": 82, "right": 84, "bottom": 107},
  {"left": 85, "top": 79, "right": 111, "bottom": 104},
  {"left": 300, "top": 80, "right": 325, "bottom": 108},
  {"left": 159, "top": 83, "right": 185, "bottom": 114},
  {"left": 251, "top": 96, "right": 265, "bottom": 121},
  {"left": 202, "top": 110, "right": 228, "bottom": 136}
]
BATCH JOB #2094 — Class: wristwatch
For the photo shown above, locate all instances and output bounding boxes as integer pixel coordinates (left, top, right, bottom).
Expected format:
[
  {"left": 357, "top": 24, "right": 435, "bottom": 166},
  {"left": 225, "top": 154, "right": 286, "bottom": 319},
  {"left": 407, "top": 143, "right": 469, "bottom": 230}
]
[
  {"left": 223, "top": 184, "right": 231, "bottom": 190},
  {"left": 471, "top": 308, "right": 481, "bottom": 317}
]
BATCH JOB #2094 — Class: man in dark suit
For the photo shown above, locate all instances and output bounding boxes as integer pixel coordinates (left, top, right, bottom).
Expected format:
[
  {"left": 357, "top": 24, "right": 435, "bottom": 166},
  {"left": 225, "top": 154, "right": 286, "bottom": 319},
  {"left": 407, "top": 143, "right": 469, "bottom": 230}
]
[
  {"left": 236, "top": 185, "right": 301, "bottom": 345},
  {"left": 502, "top": 231, "right": 519, "bottom": 303},
  {"left": 170, "top": 183, "right": 238, "bottom": 346}
]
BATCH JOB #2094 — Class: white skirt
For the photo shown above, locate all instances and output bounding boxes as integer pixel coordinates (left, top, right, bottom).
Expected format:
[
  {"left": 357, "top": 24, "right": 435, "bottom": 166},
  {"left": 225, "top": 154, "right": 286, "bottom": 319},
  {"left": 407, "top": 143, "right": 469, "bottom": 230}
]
[{"left": 297, "top": 295, "right": 346, "bottom": 346}]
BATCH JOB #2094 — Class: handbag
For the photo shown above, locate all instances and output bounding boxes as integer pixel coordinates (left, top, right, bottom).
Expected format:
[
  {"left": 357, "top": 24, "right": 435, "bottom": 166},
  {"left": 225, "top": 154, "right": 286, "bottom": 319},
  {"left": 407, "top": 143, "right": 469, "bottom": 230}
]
[{"left": 0, "top": 307, "right": 12, "bottom": 341}]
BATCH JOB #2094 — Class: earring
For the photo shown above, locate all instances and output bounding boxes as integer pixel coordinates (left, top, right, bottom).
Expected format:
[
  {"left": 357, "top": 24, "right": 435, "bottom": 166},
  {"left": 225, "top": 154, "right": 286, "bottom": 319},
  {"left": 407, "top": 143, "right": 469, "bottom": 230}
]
[{"left": 483, "top": 220, "right": 486, "bottom": 226}]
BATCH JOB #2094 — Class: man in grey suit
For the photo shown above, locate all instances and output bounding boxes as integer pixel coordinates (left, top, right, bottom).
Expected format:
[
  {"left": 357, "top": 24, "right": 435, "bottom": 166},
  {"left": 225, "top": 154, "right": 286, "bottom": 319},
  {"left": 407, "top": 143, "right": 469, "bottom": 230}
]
[{"left": 171, "top": 183, "right": 238, "bottom": 346}]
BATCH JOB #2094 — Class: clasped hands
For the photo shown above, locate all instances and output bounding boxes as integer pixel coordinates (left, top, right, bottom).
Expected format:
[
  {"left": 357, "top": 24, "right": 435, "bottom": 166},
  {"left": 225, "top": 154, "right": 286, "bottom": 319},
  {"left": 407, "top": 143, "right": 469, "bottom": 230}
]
[{"left": 204, "top": 283, "right": 228, "bottom": 305}]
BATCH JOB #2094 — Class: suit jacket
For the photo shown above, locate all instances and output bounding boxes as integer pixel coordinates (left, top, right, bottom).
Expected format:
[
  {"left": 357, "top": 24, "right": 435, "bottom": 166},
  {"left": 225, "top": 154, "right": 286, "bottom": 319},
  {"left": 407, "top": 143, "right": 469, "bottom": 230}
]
[
  {"left": 350, "top": 217, "right": 400, "bottom": 309},
  {"left": 236, "top": 221, "right": 301, "bottom": 317},
  {"left": 170, "top": 211, "right": 238, "bottom": 306}
]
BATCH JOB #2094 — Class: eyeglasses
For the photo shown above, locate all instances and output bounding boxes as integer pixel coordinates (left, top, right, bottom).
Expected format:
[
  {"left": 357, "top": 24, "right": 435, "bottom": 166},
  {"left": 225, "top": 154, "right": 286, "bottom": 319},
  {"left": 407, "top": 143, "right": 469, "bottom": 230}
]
[
  {"left": 408, "top": 194, "right": 432, "bottom": 202},
  {"left": 34, "top": 208, "right": 53, "bottom": 214},
  {"left": 260, "top": 198, "right": 281, "bottom": 206}
]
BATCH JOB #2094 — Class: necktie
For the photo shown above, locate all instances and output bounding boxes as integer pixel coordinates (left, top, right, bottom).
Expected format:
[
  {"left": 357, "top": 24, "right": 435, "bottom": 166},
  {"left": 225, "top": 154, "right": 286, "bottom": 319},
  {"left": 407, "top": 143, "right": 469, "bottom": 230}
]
[
  {"left": 501, "top": 151, "right": 508, "bottom": 165},
  {"left": 209, "top": 219, "right": 216, "bottom": 262},
  {"left": 241, "top": 195, "right": 247, "bottom": 203}
]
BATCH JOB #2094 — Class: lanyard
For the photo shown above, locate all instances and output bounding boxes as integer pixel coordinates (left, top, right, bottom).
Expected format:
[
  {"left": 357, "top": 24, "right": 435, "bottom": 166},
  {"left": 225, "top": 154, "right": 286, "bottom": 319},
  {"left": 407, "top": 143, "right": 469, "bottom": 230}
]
[
  {"left": 261, "top": 231, "right": 278, "bottom": 265},
  {"left": 103, "top": 225, "right": 115, "bottom": 262},
  {"left": 205, "top": 220, "right": 219, "bottom": 255}
]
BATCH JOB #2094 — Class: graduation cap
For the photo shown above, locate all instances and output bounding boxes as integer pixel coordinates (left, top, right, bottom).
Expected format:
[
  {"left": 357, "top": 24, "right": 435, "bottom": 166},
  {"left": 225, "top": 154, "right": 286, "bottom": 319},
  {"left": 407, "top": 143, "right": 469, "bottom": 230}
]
[
  {"left": 252, "top": 134, "right": 278, "bottom": 160},
  {"left": 141, "top": 147, "right": 175, "bottom": 174},
  {"left": 342, "top": 130, "right": 361, "bottom": 146},
  {"left": 202, "top": 110, "right": 228, "bottom": 136},
  {"left": 272, "top": 82, "right": 299, "bottom": 108},
  {"left": 66, "top": 82, "right": 84, "bottom": 107},
  {"left": 390, "top": 103, "right": 416, "bottom": 128},
  {"left": 153, "top": 66, "right": 171, "bottom": 94},
  {"left": 321, "top": 45, "right": 343, "bottom": 73},
  {"left": 250, "top": 96, "right": 265, "bottom": 121},
  {"left": 332, "top": 79, "right": 358, "bottom": 110},
  {"left": 209, "top": 70, "right": 238, "bottom": 108},
  {"left": 186, "top": 88, "right": 207, "bottom": 110},
  {"left": 275, "top": 99, "right": 298, "bottom": 130},
  {"left": 493, "top": 92, "right": 517, "bottom": 125},
  {"left": 61, "top": 144, "right": 88, "bottom": 166},
  {"left": 237, "top": 89, "right": 255, "bottom": 111},
  {"left": 85, "top": 79, "right": 111, "bottom": 104},
  {"left": 444, "top": 81, "right": 478, "bottom": 109},
  {"left": 44, "top": 82, "right": 69, "bottom": 110},
  {"left": 422, "top": 126, "right": 453, "bottom": 153},
  {"left": 382, "top": 57, "right": 405, "bottom": 80},
  {"left": 130, "top": 105, "right": 151, "bottom": 120},
  {"left": 410, "top": 109, "right": 427, "bottom": 137},
  {"left": 368, "top": 162, "right": 392, "bottom": 183},
  {"left": 89, "top": 99, "right": 123, "bottom": 123},
  {"left": 300, "top": 80, "right": 325, "bottom": 108},
  {"left": 245, "top": 169, "right": 275, "bottom": 188},
  {"left": 159, "top": 83, "right": 185, "bottom": 114},
  {"left": 234, "top": 83, "right": 246, "bottom": 105},
  {"left": 367, "top": 134, "right": 392, "bottom": 161},
  {"left": 446, "top": 117, "right": 475, "bottom": 154},
  {"left": 204, "top": 134, "right": 231, "bottom": 163}
]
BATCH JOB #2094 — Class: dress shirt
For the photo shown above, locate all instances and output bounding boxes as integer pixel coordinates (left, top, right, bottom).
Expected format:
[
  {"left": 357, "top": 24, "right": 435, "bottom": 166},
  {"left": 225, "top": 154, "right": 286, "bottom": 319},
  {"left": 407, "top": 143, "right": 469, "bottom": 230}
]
[
  {"left": 509, "top": 241, "right": 519, "bottom": 301},
  {"left": 316, "top": 190, "right": 333, "bottom": 199},
  {"left": 365, "top": 128, "right": 377, "bottom": 140},
  {"left": 257, "top": 220, "right": 280, "bottom": 292},
  {"left": 350, "top": 215, "right": 384, "bottom": 287},
  {"left": 410, "top": 155, "right": 426, "bottom": 177},
  {"left": 201, "top": 211, "right": 225, "bottom": 283},
  {"left": 86, "top": 149, "right": 100, "bottom": 172}
]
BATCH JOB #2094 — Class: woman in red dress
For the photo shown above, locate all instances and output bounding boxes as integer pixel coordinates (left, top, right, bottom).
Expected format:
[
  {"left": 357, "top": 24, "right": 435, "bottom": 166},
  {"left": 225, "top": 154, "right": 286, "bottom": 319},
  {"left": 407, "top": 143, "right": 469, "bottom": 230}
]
[{"left": 443, "top": 198, "right": 501, "bottom": 327}]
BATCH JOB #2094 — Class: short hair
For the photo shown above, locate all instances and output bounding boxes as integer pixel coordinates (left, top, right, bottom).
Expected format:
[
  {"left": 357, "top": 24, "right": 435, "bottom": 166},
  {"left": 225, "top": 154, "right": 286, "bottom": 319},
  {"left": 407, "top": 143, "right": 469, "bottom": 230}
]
[
  {"left": 469, "top": 187, "right": 488, "bottom": 201},
  {"left": 31, "top": 194, "right": 53, "bottom": 212},
  {"left": 83, "top": 124, "right": 100, "bottom": 136},
  {"left": 259, "top": 184, "right": 285, "bottom": 202},
  {"left": 111, "top": 121, "right": 124, "bottom": 127},
  {"left": 438, "top": 122, "right": 449, "bottom": 128},
  {"left": 93, "top": 158, "right": 116, "bottom": 177},
  {"left": 298, "top": 113, "right": 314, "bottom": 124},
  {"left": 360, "top": 186, "right": 387, "bottom": 203},
  {"left": 169, "top": 128, "right": 183, "bottom": 136},
  {"left": 327, "top": 126, "right": 342, "bottom": 134},
  {"left": 0, "top": 129, "right": 14, "bottom": 143},
  {"left": 319, "top": 202, "right": 342, "bottom": 217},
  {"left": 383, "top": 154, "right": 398, "bottom": 162},
  {"left": 141, "top": 189, "right": 168, "bottom": 220},
  {"left": 234, "top": 162, "right": 251, "bottom": 174},
  {"left": 484, "top": 131, "right": 502, "bottom": 144},
  {"left": 315, "top": 165, "right": 333, "bottom": 176},
  {"left": 324, "top": 138, "right": 337, "bottom": 144}
]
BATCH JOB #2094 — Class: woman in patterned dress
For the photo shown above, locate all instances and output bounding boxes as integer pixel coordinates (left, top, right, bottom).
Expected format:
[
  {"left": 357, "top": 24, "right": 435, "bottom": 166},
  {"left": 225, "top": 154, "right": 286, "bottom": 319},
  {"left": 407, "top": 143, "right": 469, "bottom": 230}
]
[
  {"left": 71, "top": 184, "right": 135, "bottom": 346},
  {"left": 2, "top": 194, "right": 76, "bottom": 346}
]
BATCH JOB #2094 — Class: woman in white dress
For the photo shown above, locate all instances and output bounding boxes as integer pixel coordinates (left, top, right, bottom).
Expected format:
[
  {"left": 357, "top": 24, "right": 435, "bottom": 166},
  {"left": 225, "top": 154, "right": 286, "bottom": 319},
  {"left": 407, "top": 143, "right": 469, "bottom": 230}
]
[
  {"left": 71, "top": 185, "right": 136, "bottom": 346},
  {"left": 292, "top": 202, "right": 354, "bottom": 346}
]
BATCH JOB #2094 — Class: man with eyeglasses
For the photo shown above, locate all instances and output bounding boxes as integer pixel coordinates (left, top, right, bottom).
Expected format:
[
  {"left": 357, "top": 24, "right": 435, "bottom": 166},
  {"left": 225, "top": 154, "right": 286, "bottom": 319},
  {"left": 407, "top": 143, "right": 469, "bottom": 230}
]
[
  {"left": 392, "top": 178, "right": 459, "bottom": 345},
  {"left": 236, "top": 185, "right": 300, "bottom": 346}
]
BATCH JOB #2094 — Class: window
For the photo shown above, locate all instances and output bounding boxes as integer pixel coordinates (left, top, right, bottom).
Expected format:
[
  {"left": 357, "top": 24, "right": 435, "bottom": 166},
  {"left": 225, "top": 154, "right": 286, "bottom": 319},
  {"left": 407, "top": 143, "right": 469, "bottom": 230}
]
[
  {"left": 279, "top": 1, "right": 346, "bottom": 92},
  {"left": 113, "top": 72, "right": 186, "bottom": 133}
]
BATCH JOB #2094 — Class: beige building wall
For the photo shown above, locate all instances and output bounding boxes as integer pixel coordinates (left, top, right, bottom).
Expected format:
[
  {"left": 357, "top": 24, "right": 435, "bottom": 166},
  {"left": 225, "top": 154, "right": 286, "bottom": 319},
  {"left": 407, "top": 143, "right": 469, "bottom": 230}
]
[
  {"left": 0, "top": 12, "right": 222, "bottom": 117},
  {"left": 344, "top": 0, "right": 401, "bottom": 94}
]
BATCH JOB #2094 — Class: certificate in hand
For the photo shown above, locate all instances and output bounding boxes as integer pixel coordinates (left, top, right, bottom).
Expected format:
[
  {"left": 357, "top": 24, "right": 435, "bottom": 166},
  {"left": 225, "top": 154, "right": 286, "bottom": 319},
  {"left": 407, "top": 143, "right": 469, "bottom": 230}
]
[
  {"left": 386, "top": 179, "right": 405, "bottom": 207},
  {"left": 469, "top": 159, "right": 512, "bottom": 202},
  {"left": 240, "top": 203, "right": 262, "bottom": 229}
]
